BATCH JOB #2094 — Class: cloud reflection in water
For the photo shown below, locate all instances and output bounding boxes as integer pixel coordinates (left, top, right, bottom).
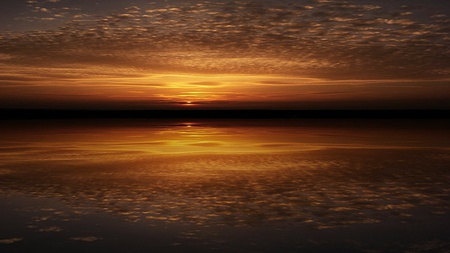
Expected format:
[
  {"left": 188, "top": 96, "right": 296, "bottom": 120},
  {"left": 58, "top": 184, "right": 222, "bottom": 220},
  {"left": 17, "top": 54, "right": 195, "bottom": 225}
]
[{"left": 0, "top": 119, "right": 449, "bottom": 251}]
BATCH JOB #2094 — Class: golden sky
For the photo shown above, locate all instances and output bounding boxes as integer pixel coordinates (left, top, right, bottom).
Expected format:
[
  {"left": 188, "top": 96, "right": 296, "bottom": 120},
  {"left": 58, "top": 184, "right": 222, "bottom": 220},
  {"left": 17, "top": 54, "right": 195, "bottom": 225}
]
[{"left": 0, "top": 0, "right": 449, "bottom": 109}]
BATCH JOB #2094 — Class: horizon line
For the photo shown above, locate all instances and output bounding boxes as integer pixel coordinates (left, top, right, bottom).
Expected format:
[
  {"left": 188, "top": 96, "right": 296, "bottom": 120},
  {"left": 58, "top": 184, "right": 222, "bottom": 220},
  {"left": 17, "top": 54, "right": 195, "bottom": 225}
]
[{"left": 0, "top": 109, "right": 448, "bottom": 119}]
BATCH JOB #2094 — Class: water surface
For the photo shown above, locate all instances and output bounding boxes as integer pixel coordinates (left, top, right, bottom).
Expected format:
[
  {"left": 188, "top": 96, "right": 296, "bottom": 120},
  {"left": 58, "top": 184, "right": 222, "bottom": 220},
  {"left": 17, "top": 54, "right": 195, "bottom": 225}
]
[{"left": 0, "top": 119, "right": 449, "bottom": 252}]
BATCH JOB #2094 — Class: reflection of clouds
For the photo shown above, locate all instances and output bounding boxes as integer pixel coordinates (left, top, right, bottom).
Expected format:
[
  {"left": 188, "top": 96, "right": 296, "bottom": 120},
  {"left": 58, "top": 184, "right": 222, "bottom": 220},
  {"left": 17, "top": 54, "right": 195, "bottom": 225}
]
[
  {"left": 0, "top": 121, "right": 449, "bottom": 237},
  {"left": 1, "top": 148, "right": 449, "bottom": 229},
  {"left": 0, "top": 122, "right": 448, "bottom": 252}
]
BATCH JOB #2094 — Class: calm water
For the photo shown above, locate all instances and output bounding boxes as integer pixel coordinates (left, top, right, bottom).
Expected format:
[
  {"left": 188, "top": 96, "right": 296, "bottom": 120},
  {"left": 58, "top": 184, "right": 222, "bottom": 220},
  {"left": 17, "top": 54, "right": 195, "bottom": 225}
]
[{"left": 0, "top": 119, "right": 449, "bottom": 253}]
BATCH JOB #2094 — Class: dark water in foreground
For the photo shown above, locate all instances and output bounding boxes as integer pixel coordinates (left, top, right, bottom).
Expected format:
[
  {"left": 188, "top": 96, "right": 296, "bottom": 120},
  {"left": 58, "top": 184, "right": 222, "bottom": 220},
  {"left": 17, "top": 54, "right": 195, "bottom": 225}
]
[{"left": 0, "top": 119, "right": 449, "bottom": 253}]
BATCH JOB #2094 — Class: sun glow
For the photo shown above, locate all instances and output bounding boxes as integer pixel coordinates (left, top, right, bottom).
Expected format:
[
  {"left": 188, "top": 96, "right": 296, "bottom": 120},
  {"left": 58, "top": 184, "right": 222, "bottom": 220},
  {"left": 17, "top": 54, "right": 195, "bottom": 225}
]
[
  {"left": 3, "top": 69, "right": 446, "bottom": 110},
  {"left": 182, "top": 101, "right": 195, "bottom": 106}
]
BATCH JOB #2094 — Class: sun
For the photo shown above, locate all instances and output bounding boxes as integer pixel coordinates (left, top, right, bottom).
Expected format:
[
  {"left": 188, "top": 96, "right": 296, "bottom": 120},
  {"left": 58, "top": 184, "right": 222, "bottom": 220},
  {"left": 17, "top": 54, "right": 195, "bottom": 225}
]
[{"left": 180, "top": 101, "right": 195, "bottom": 106}]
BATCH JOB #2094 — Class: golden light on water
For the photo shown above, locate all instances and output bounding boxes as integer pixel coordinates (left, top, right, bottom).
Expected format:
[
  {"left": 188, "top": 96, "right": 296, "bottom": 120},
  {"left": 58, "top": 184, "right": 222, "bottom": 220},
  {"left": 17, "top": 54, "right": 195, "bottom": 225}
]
[
  {"left": 0, "top": 120, "right": 449, "bottom": 223},
  {"left": 1, "top": 119, "right": 448, "bottom": 161},
  {"left": 0, "top": 120, "right": 449, "bottom": 252}
]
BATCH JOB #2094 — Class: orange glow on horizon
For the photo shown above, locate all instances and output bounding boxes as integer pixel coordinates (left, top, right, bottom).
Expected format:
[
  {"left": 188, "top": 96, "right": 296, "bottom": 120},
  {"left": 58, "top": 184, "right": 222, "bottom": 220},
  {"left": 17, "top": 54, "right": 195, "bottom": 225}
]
[{"left": 0, "top": 69, "right": 449, "bottom": 109}]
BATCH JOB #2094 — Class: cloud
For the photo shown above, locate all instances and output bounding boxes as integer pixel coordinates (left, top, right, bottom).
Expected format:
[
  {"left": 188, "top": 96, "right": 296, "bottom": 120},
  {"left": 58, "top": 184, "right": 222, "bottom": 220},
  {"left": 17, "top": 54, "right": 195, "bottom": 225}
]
[
  {"left": 37, "top": 226, "right": 62, "bottom": 232},
  {"left": 189, "top": 142, "right": 224, "bottom": 147},
  {"left": 0, "top": 238, "right": 23, "bottom": 244},
  {"left": 0, "top": 0, "right": 449, "bottom": 81},
  {"left": 70, "top": 237, "right": 102, "bottom": 242}
]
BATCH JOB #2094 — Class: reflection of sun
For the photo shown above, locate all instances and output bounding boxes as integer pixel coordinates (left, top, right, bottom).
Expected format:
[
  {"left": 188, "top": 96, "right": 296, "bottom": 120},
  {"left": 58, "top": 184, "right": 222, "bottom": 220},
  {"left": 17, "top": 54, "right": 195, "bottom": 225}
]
[{"left": 186, "top": 101, "right": 192, "bottom": 104}]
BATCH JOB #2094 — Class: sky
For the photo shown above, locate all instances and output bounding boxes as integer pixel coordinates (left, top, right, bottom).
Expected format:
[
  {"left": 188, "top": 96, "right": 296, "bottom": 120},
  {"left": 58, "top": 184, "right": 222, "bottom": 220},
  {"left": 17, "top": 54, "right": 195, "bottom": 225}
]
[{"left": 0, "top": 0, "right": 449, "bottom": 110}]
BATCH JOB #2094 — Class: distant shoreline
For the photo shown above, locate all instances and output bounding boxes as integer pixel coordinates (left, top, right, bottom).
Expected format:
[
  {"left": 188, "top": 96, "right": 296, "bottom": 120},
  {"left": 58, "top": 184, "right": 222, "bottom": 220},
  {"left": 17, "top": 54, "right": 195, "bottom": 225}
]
[{"left": 0, "top": 109, "right": 448, "bottom": 119}]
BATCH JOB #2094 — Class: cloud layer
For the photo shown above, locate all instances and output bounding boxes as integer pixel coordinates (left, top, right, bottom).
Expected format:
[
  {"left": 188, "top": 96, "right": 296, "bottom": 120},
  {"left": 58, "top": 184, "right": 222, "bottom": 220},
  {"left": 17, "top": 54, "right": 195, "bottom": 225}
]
[{"left": 1, "top": 0, "right": 449, "bottom": 80}]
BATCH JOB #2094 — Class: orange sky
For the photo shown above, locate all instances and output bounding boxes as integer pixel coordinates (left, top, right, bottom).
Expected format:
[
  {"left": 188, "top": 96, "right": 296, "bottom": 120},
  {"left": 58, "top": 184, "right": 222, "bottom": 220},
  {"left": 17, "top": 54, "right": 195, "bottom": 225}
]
[{"left": 0, "top": 0, "right": 449, "bottom": 109}]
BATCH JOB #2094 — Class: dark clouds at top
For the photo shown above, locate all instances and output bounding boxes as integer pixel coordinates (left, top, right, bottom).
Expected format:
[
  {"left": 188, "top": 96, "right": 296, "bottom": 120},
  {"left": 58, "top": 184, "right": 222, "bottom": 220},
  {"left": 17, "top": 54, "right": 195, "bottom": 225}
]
[{"left": 0, "top": 0, "right": 449, "bottom": 80}]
